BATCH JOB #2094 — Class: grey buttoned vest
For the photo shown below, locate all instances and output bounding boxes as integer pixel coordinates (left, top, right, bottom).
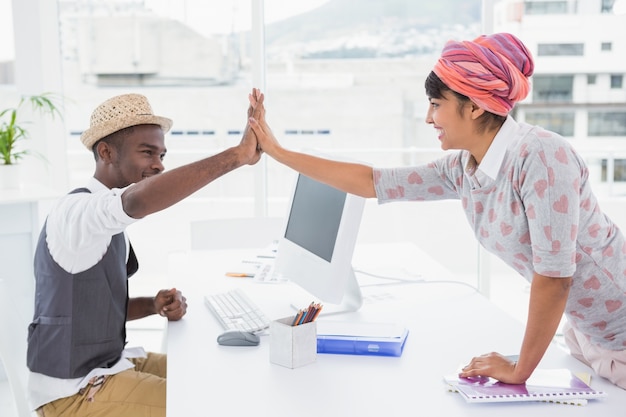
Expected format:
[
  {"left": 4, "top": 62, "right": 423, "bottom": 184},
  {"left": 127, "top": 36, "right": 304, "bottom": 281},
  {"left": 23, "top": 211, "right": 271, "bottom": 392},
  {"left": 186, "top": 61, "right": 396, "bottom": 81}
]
[{"left": 27, "top": 188, "right": 139, "bottom": 378}]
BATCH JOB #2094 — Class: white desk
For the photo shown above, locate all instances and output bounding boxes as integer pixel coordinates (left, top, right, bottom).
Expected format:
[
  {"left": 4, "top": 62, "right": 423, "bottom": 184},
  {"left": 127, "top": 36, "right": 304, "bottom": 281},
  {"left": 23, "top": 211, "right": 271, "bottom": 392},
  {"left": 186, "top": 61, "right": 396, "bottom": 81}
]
[{"left": 166, "top": 242, "right": 624, "bottom": 417}]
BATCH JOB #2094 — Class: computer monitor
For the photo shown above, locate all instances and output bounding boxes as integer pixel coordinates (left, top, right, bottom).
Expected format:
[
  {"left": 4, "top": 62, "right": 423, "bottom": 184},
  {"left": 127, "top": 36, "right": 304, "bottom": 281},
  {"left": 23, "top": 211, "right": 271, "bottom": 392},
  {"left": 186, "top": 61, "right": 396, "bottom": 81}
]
[{"left": 273, "top": 172, "right": 365, "bottom": 314}]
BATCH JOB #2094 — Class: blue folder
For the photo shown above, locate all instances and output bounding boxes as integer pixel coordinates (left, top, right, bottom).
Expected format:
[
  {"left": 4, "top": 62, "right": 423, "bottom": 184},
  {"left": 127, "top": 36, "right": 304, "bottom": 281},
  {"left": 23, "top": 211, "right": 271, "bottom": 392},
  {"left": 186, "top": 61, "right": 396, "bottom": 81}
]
[{"left": 316, "top": 321, "right": 409, "bottom": 357}]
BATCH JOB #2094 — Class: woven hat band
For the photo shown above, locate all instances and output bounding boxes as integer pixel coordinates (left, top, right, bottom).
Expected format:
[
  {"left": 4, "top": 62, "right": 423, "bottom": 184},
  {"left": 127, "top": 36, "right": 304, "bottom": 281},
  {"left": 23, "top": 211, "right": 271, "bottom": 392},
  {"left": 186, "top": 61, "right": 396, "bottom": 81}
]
[{"left": 80, "top": 93, "right": 172, "bottom": 150}]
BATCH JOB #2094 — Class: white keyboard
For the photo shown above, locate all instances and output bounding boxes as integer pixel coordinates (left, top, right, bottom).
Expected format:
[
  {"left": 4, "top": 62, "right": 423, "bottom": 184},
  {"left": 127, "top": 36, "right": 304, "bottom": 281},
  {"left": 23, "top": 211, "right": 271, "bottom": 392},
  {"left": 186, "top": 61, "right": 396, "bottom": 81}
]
[
  {"left": 204, "top": 288, "right": 271, "bottom": 333},
  {"left": 253, "top": 262, "right": 279, "bottom": 282}
]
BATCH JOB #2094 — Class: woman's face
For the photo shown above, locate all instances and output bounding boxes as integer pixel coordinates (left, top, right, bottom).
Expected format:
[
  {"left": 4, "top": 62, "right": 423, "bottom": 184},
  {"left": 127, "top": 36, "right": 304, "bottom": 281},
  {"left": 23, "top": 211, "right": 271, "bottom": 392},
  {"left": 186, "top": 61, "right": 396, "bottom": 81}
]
[{"left": 425, "top": 90, "right": 476, "bottom": 151}]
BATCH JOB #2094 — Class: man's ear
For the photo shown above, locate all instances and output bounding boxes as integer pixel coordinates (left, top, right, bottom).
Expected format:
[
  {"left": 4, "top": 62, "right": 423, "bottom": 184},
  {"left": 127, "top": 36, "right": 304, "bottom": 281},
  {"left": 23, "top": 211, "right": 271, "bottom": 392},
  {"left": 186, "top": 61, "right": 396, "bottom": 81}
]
[{"left": 95, "top": 141, "right": 113, "bottom": 163}]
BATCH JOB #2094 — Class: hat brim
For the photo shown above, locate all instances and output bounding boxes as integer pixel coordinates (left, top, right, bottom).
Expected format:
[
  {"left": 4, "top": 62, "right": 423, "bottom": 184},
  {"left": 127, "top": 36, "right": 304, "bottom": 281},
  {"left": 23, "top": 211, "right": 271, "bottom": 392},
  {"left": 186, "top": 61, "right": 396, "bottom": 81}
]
[{"left": 80, "top": 114, "right": 173, "bottom": 150}]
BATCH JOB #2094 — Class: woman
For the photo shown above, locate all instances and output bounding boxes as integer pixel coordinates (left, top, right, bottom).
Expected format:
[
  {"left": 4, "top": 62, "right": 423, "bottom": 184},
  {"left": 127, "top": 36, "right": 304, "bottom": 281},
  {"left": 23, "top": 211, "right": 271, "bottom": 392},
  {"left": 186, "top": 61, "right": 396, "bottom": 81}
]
[{"left": 247, "top": 32, "right": 626, "bottom": 389}]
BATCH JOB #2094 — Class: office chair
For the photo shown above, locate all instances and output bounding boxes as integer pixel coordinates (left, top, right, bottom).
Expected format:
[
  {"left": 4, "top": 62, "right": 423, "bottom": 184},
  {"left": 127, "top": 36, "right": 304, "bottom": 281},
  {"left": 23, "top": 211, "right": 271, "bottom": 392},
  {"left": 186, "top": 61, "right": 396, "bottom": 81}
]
[
  {"left": 189, "top": 216, "right": 284, "bottom": 251},
  {"left": 0, "top": 278, "right": 35, "bottom": 417}
]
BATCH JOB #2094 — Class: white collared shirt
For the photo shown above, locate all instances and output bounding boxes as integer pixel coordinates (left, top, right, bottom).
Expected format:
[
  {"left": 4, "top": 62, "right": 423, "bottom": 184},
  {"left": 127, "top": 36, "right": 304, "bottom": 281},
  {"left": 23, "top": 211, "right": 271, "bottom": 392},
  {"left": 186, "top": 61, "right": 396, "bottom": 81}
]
[
  {"left": 28, "top": 177, "right": 145, "bottom": 411},
  {"left": 45, "top": 177, "right": 137, "bottom": 273},
  {"left": 463, "top": 115, "right": 516, "bottom": 188}
]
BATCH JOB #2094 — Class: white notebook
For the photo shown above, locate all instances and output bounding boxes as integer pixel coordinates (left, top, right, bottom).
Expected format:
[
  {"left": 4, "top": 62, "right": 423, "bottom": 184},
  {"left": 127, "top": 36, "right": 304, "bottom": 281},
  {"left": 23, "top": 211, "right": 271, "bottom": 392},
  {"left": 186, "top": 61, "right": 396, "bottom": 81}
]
[{"left": 444, "top": 368, "right": 607, "bottom": 404}]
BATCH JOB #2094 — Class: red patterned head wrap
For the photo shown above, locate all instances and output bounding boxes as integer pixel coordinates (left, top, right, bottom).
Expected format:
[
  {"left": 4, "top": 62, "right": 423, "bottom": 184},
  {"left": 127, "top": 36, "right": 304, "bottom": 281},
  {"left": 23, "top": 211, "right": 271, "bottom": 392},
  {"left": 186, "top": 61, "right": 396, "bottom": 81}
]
[{"left": 433, "top": 33, "right": 534, "bottom": 116}]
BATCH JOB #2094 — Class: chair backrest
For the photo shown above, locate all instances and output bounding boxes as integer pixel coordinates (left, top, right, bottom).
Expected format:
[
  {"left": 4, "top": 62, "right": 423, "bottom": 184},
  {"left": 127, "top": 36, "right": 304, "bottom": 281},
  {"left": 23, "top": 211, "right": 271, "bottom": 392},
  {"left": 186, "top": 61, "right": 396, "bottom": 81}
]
[
  {"left": 190, "top": 217, "right": 284, "bottom": 250},
  {"left": 0, "top": 278, "right": 34, "bottom": 417}
]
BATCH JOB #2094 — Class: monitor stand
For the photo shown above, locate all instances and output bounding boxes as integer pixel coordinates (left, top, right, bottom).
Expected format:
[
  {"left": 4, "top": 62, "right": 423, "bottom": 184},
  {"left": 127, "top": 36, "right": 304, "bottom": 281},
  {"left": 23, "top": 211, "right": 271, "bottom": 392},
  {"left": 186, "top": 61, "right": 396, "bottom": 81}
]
[{"left": 290, "top": 268, "right": 363, "bottom": 316}]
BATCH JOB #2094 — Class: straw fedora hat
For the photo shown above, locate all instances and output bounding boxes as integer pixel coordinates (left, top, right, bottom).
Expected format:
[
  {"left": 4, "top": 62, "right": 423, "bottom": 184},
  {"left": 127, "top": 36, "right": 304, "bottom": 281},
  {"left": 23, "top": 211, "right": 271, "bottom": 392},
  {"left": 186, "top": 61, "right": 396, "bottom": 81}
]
[{"left": 80, "top": 93, "right": 173, "bottom": 150}]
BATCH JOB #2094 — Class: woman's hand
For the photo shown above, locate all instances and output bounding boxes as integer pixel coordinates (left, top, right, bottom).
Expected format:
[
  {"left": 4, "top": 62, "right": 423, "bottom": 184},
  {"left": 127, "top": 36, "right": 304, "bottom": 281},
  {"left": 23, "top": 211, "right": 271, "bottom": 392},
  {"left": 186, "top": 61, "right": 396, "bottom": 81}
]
[{"left": 459, "top": 352, "right": 523, "bottom": 384}]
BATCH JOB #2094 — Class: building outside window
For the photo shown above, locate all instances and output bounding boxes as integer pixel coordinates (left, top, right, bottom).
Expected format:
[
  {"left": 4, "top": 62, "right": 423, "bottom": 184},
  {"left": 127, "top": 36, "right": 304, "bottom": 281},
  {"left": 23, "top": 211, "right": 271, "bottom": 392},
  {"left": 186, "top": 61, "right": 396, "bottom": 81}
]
[
  {"left": 588, "top": 111, "right": 626, "bottom": 136},
  {"left": 524, "top": 1, "right": 569, "bottom": 14},
  {"left": 602, "top": 159, "right": 626, "bottom": 181},
  {"left": 611, "top": 74, "right": 624, "bottom": 88},
  {"left": 532, "top": 75, "right": 574, "bottom": 102},
  {"left": 602, "top": 0, "right": 617, "bottom": 13},
  {"left": 524, "top": 111, "right": 575, "bottom": 136},
  {"left": 537, "top": 43, "right": 584, "bottom": 56}
]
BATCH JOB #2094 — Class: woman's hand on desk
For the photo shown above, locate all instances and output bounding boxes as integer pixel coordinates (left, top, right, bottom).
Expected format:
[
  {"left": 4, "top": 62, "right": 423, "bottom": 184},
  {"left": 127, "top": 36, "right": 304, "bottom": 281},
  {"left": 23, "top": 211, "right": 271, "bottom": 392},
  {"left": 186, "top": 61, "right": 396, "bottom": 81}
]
[
  {"left": 459, "top": 352, "right": 524, "bottom": 384},
  {"left": 155, "top": 288, "right": 188, "bottom": 321}
]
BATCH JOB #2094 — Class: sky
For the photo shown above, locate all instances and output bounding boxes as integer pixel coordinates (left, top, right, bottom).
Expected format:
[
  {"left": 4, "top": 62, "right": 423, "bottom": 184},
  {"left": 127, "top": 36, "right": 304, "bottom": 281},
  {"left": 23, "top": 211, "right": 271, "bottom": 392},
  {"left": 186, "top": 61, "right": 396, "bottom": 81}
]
[
  {"left": 0, "top": 0, "right": 331, "bottom": 61},
  {"left": 144, "top": 0, "right": 331, "bottom": 35}
]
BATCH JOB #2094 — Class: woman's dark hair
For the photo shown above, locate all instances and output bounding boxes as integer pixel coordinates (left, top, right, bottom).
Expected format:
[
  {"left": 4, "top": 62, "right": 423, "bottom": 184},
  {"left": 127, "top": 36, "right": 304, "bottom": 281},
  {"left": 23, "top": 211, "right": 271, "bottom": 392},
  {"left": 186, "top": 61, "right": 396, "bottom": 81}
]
[{"left": 425, "top": 71, "right": 506, "bottom": 133}]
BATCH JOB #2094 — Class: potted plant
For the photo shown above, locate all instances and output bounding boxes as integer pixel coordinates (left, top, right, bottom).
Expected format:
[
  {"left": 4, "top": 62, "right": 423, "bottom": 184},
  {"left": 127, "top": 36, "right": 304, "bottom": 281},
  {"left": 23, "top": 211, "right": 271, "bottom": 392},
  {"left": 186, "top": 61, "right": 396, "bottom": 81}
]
[{"left": 0, "top": 93, "right": 63, "bottom": 188}]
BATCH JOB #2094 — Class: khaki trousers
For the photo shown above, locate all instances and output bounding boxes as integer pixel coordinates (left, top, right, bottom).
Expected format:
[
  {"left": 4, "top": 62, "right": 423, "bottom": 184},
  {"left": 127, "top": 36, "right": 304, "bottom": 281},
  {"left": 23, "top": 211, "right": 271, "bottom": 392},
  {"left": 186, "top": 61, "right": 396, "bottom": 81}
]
[{"left": 37, "top": 352, "right": 167, "bottom": 417}]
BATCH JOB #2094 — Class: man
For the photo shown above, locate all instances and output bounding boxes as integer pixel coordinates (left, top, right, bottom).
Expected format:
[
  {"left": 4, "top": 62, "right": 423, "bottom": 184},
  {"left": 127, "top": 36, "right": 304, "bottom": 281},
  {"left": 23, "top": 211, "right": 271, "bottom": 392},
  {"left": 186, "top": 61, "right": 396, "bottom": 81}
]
[{"left": 27, "top": 93, "right": 262, "bottom": 416}]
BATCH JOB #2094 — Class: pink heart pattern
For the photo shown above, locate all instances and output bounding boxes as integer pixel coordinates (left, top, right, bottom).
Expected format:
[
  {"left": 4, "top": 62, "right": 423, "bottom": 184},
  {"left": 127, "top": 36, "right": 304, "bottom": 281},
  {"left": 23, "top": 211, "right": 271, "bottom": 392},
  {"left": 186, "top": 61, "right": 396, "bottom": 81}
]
[
  {"left": 385, "top": 186, "right": 405, "bottom": 199},
  {"left": 519, "top": 143, "right": 529, "bottom": 157},
  {"left": 592, "top": 321, "right": 607, "bottom": 331},
  {"left": 552, "top": 195, "right": 568, "bottom": 213},
  {"left": 372, "top": 128, "right": 626, "bottom": 349},
  {"left": 514, "top": 253, "right": 529, "bottom": 262},
  {"left": 555, "top": 147, "right": 568, "bottom": 164},
  {"left": 606, "top": 300, "right": 622, "bottom": 313},
  {"left": 518, "top": 232, "right": 531, "bottom": 244},
  {"left": 581, "top": 198, "right": 591, "bottom": 211},
  {"left": 578, "top": 298, "right": 594, "bottom": 308},
  {"left": 570, "top": 310, "right": 585, "bottom": 320},
  {"left": 602, "top": 246, "right": 614, "bottom": 257},
  {"left": 534, "top": 180, "right": 548, "bottom": 198},
  {"left": 500, "top": 222, "right": 513, "bottom": 236},
  {"left": 427, "top": 186, "right": 444, "bottom": 196},
  {"left": 583, "top": 276, "right": 601, "bottom": 290},
  {"left": 408, "top": 171, "right": 423, "bottom": 184},
  {"left": 588, "top": 224, "right": 601, "bottom": 238}
]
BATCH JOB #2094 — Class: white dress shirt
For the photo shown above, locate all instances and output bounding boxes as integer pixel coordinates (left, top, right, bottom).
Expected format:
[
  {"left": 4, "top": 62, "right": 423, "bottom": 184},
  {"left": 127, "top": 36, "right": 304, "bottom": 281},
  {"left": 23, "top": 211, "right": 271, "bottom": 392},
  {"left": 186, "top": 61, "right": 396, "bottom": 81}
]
[{"left": 28, "top": 177, "right": 145, "bottom": 410}]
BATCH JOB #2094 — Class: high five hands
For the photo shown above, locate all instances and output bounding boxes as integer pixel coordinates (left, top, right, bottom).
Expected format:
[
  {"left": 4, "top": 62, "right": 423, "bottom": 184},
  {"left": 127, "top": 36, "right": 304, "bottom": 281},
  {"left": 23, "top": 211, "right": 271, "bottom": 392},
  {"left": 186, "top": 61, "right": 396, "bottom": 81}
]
[
  {"left": 241, "top": 88, "right": 266, "bottom": 165},
  {"left": 247, "top": 88, "right": 281, "bottom": 157}
]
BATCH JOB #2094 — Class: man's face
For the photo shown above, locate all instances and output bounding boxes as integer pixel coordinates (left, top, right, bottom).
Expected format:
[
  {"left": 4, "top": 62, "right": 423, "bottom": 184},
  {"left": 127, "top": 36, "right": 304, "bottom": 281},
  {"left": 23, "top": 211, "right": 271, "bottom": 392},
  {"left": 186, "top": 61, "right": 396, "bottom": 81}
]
[{"left": 109, "top": 124, "right": 167, "bottom": 187}]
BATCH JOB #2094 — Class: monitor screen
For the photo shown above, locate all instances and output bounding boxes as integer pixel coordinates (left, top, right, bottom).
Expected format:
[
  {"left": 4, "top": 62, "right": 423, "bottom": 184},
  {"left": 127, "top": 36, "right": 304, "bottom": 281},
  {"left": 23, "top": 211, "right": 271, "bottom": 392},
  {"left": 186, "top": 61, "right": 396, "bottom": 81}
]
[
  {"left": 283, "top": 175, "right": 346, "bottom": 263},
  {"left": 274, "top": 172, "right": 365, "bottom": 313}
]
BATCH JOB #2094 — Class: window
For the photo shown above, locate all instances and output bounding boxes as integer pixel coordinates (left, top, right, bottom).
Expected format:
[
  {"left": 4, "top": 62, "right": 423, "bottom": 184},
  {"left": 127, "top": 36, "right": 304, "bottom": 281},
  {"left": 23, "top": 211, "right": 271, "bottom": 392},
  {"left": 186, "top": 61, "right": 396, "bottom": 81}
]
[
  {"left": 587, "top": 74, "right": 597, "bottom": 84},
  {"left": 611, "top": 74, "right": 624, "bottom": 89},
  {"left": 525, "top": 111, "right": 575, "bottom": 136},
  {"left": 601, "top": 159, "right": 626, "bottom": 181},
  {"left": 0, "top": 0, "right": 15, "bottom": 84},
  {"left": 588, "top": 111, "right": 626, "bottom": 136},
  {"left": 537, "top": 43, "right": 584, "bottom": 56},
  {"left": 62, "top": 3, "right": 242, "bottom": 87},
  {"left": 602, "top": 0, "right": 616, "bottom": 13},
  {"left": 601, "top": 42, "right": 612, "bottom": 51},
  {"left": 524, "top": 1, "right": 568, "bottom": 14},
  {"left": 57, "top": 0, "right": 482, "bottom": 204},
  {"left": 532, "top": 75, "right": 573, "bottom": 102}
]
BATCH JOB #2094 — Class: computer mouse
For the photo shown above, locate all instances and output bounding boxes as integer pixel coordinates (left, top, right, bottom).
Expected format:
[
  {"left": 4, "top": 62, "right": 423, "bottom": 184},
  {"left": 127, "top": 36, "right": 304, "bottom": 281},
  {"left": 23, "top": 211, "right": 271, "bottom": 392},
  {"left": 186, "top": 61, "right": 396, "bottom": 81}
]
[{"left": 217, "top": 330, "right": 260, "bottom": 346}]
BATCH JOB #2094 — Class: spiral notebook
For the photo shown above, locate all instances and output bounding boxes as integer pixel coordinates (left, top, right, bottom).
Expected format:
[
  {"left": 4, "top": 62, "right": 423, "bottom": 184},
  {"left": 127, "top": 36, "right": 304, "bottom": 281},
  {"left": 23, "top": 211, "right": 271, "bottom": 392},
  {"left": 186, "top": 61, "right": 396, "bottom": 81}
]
[{"left": 444, "top": 368, "right": 607, "bottom": 404}]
